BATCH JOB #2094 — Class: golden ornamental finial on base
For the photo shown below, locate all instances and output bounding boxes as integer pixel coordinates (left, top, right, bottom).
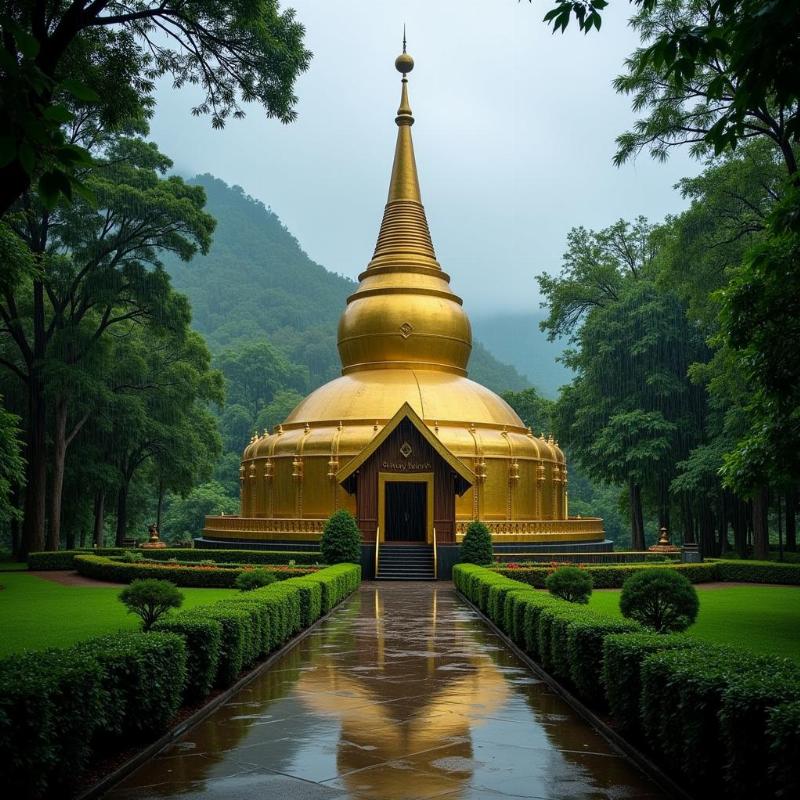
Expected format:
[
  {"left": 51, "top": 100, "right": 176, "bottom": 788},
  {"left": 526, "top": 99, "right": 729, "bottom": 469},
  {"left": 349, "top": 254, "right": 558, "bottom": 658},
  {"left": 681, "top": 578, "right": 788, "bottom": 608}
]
[
  {"left": 649, "top": 526, "right": 680, "bottom": 554},
  {"left": 141, "top": 522, "right": 167, "bottom": 549},
  {"left": 395, "top": 27, "right": 414, "bottom": 75}
]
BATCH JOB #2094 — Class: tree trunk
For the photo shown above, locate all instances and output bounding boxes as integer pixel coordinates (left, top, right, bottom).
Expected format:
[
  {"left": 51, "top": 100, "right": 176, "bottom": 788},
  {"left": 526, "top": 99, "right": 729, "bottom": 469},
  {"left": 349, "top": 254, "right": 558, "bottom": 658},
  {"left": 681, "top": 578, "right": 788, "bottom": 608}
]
[
  {"left": 752, "top": 487, "right": 770, "bottom": 560},
  {"left": 21, "top": 378, "right": 46, "bottom": 556},
  {"left": 700, "top": 502, "right": 716, "bottom": 558},
  {"left": 681, "top": 496, "right": 695, "bottom": 545},
  {"left": 47, "top": 397, "right": 68, "bottom": 551},
  {"left": 115, "top": 483, "right": 129, "bottom": 547},
  {"left": 629, "top": 479, "right": 645, "bottom": 550},
  {"left": 10, "top": 482, "right": 21, "bottom": 556},
  {"left": 20, "top": 279, "right": 47, "bottom": 557},
  {"left": 156, "top": 479, "right": 164, "bottom": 531},
  {"left": 658, "top": 475, "right": 670, "bottom": 532},
  {"left": 47, "top": 398, "right": 87, "bottom": 552},
  {"left": 718, "top": 492, "right": 729, "bottom": 554},
  {"left": 78, "top": 526, "right": 85, "bottom": 549},
  {"left": 732, "top": 495, "right": 748, "bottom": 558},
  {"left": 93, "top": 491, "right": 105, "bottom": 548},
  {"left": 0, "top": 160, "right": 31, "bottom": 218},
  {"left": 786, "top": 490, "right": 797, "bottom": 552}
]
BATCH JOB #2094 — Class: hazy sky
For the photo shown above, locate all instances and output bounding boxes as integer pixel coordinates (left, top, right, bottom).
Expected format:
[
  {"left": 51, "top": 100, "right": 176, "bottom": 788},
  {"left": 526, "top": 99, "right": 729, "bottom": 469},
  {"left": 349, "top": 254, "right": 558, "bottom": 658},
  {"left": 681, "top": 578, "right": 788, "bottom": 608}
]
[{"left": 150, "top": 0, "right": 698, "bottom": 313}]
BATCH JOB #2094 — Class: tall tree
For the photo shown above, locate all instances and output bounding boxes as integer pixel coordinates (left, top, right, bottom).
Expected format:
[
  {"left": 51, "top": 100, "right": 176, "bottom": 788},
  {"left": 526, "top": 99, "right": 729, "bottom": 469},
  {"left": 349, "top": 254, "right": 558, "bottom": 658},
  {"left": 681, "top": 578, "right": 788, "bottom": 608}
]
[
  {"left": 0, "top": 397, "right": 24, "bottom": 529},
  {"left": 0, "top": 126, "right": 213, "bottom": 554},
  {"left": 216, "top": 338, "right": 306, "bottom": 418},
  {"left": 538, "top": 0, "right": 799, "bottom": 165},
  {"left": 0, "top": 1, "right": 311, "bottom": 215},
  {"left": 540, "top": 218, "right": 707, "bottom": 547},
  {"left": 502, "top": 387, "right": 554, "bottom": 435},
  {"left": 103, "top": 325, "right": 222, "bottom": 544}
]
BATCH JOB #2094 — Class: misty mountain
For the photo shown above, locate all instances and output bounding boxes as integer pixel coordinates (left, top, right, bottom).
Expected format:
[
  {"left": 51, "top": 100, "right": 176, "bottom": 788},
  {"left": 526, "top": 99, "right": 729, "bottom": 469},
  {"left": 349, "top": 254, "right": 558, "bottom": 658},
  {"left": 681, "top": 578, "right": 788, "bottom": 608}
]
[
  {"left": 471, "top": 312, "right": 572, "bottom": 398},
  {"left": 166, "top": 174, "right": 530, "bottom": 393}
]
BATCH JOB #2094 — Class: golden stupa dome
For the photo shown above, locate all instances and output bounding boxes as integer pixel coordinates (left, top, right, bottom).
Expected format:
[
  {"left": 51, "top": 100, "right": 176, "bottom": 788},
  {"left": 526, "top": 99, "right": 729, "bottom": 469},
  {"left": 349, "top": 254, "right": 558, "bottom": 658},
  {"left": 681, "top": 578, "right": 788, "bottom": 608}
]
[{"left": 202, "top": 45, "right": 604, "bottom": 550}]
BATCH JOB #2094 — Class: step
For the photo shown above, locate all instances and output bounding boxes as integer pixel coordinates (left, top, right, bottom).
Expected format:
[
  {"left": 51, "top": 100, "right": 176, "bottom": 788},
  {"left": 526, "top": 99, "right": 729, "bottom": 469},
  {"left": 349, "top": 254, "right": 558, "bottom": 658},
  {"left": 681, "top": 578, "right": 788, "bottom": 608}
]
[{"left": 378, "top": 555, "right": 433, "bottom": 563}]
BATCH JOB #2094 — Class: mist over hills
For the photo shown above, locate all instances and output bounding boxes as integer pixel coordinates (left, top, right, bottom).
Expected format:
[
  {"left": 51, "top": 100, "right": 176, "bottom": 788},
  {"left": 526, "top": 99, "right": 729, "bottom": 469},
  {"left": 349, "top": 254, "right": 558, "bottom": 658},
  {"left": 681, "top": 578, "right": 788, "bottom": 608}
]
[
  {"left": 471, "top": 312, "right": 571, "bottom": 398},
  {"left": 167, "top": 174, "right": 532, "bottom": 394}
]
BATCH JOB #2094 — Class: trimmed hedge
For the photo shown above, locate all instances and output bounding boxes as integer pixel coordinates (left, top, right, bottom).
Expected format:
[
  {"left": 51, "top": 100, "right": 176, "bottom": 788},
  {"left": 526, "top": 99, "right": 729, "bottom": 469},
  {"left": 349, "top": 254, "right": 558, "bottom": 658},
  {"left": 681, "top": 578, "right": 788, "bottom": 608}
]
[
  {"left": 74, "top": 632, "right": 187, "bottom": 740},
  {"left": 716, "top": 560, "right": 800, "bottom": 585},
  {"left": 28, "top": 547, "right": 322, "bottom": 571},
  {"left": 0, "top": 563, "right": 361, "bottom": 797},
  {"left": 503, "top": 588, "right": 538, "bottom": 642},
  {"left": 601, "top": 632, "right": 698, "bottom": 734},
  {"left": 287, "top": 578, "right": 324, "bottom": 627},
  {"left": 184, "top": 604, "right": 252, "bottom": 686},
  {"left": 297, "top": 562, "right": 362, "bottom": 613},
  {"left": 454, "top": 563, "right": 800, "bottom": 796},
  {"left": 495, "top": 561, "right": 720, "bottom": 588},
  {"left": 73, "top": 554, "right": 316, "bottom": 587},
  {"left": 27, "top": 548, "right": 126, "bottom": 570},
  {"left": 495, "top": 559, "right": 800, "bottom": 588},
  {"left": 152, "top": 616, "right": 222, "bottom": 701},
  {"left": 0, "top": 649, "right": 104, "bottom": 798},
  {"left": 143, "top": 548, "right": 322, "bottom": 566},
  {"left": 521, "top": 593, "right": 560, "bottom": 658},
  {"left": 564, "top": 614, "right": 642, "bottom": 701},
  {"left": 767, "top": 700, "right": 800, "bottom": 797},
  {"left": 720, "top": 662, "right": 800, "bottom": 797}
]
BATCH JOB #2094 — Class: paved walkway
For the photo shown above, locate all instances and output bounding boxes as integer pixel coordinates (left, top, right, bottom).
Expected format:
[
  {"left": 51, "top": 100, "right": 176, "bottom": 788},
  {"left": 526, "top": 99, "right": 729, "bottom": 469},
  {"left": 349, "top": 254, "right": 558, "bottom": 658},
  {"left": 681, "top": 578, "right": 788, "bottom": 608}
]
[
  {"left": 105, "top": 583, "right": 665, "bottom": 800},
  {"left": 28, "top": 570, "right": 125, "bottom": 587}
]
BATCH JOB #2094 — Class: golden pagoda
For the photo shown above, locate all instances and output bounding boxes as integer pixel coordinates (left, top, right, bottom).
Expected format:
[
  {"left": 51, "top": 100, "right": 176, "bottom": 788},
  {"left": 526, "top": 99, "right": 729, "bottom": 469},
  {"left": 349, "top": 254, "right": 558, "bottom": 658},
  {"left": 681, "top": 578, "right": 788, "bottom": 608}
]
[{"left": 202, "top": 44, "right": 605, "bottom": 574}]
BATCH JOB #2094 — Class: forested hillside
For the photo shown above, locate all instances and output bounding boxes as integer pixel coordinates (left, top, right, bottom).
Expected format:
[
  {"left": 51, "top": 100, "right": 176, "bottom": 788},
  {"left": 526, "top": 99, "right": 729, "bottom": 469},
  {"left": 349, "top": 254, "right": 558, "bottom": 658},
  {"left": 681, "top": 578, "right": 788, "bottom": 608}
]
[{"left": 167, "top": 174, "right": 529, "bottom": 392}]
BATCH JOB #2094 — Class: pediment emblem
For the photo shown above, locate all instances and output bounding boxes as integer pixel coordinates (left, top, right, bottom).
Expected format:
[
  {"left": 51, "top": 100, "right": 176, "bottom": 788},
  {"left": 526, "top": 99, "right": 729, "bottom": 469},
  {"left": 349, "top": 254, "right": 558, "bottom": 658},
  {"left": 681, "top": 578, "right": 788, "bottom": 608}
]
[{"left": 399, "top": 441, "right": 413, "bottom": 458}]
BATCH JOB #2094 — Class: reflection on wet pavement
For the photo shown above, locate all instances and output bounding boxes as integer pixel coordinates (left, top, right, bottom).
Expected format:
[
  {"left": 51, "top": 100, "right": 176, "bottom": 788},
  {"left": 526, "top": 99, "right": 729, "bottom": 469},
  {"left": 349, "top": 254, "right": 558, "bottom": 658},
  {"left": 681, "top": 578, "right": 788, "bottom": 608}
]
[{"left": 105, "top": 584, "right": 666, "bottom": 799}]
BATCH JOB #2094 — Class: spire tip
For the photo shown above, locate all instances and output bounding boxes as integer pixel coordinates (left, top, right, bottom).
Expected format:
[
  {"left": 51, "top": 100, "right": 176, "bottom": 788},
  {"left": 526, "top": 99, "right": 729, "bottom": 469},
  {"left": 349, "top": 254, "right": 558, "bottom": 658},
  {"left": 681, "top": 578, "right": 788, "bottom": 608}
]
[{"left": 395, "top": 29, "right": 414, "bottom": 76}]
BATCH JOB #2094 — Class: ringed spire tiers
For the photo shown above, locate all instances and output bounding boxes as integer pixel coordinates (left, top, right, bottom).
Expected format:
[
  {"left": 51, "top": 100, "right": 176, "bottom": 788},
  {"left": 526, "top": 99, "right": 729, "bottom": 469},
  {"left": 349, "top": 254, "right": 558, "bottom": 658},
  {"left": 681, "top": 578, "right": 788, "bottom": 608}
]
[{"left": 337, "top": 44, "right": 473, "bottom": 376}]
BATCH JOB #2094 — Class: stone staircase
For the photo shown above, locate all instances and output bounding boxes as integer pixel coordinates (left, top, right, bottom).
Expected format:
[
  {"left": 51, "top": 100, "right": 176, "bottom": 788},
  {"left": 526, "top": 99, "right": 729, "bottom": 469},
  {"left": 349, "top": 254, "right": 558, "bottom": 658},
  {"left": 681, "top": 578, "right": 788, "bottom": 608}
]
[{"left": 376, "top": 544, "right": 435, "bottom": 581}]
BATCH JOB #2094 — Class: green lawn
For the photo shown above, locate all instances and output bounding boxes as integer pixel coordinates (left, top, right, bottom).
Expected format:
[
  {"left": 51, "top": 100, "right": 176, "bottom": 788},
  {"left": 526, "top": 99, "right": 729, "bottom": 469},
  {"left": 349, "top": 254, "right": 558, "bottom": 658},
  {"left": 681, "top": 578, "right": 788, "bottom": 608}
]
[
  {"left": 0, "top": 562, "right": 28, "bottom": 571},
  {"left": 588, "top": 585, "right": 800, "bottom": 663},
  {"left": 0, "top": 572, "right": 238, "bottom": 657}
]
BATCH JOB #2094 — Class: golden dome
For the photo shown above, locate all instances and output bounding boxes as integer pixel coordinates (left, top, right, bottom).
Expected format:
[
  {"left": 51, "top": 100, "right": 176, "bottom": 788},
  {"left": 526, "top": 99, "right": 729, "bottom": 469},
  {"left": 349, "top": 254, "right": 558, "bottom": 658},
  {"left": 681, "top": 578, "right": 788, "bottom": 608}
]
[{"left": 203, "top": 48, "right": 604, "bottom": 550}]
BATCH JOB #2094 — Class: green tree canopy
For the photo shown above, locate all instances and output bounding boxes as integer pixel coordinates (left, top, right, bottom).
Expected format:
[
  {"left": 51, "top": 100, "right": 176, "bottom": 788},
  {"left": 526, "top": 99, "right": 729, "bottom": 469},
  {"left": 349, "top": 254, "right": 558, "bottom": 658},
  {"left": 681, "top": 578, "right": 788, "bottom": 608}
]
[{"left": 0, "top": 1, "right": 311, "bottom": 215}]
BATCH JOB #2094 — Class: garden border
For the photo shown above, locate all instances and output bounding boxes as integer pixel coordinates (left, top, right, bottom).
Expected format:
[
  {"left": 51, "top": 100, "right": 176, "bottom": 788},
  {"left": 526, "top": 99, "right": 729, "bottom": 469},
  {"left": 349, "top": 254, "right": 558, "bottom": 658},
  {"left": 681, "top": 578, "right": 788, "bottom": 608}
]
[
  {"left": 75, "top": 589, "right": 350, "bottom": 800},
  {"left": 457, "top": 590, "right": 694, "bottom": 800}
]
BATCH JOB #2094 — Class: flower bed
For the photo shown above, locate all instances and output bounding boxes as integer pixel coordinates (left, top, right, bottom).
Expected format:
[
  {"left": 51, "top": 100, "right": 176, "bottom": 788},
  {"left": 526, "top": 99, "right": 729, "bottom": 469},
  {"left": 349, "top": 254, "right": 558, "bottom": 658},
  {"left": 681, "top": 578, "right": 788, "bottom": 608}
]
[
  {"left": 455, "top": 563, "right": 800, "bottom": 796},
  {"left": 74, "top": 554, "right": 317, "bottom": 587},
  {"left": 0, "top": 563, "right": 361, "bottom": 797}
]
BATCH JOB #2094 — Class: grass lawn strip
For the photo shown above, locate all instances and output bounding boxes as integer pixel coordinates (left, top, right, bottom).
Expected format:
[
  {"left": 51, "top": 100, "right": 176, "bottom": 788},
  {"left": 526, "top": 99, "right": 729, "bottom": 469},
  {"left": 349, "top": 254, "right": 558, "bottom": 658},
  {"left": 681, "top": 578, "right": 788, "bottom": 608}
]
[
  {"left": 588, "top": 585, "right": 800, "bottom": 663},
  {"left": 0, "top": 572, "right": 238, "bottom": 657}
]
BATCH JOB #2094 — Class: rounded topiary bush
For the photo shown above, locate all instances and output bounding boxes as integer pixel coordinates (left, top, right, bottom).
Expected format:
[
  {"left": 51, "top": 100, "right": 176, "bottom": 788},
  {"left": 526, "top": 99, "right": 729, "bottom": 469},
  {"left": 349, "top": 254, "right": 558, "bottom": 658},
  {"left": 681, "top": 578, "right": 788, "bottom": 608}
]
[
  {"left": 620, "top": 568, "right": 699, "bottom": 633},
  {"left": 320, "top": 510, "right": 363, "bottom": 564},
  {"left": 545, "top": 565, "right": 593, "bottom": 603},
  {"left": 235, "top": 568, "right": 276, "bottom": 591},
  {"left": 119, "top": 579, "right": 183, "bottom": 631},
  {"left": 460, "top": 521, "right": 493, "bottom": 565}
]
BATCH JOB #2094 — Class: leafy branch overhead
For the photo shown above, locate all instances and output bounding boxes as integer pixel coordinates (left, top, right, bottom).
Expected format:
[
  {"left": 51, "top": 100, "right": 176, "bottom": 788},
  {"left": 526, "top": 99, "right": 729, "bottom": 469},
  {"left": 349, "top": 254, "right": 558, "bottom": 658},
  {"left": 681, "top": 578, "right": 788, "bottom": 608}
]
[
  {"left": 0, "top": 2, "right": 311, "bottom": 214},
  {"left": 534, "top": 0, "right": 799, "bottom": 168}
]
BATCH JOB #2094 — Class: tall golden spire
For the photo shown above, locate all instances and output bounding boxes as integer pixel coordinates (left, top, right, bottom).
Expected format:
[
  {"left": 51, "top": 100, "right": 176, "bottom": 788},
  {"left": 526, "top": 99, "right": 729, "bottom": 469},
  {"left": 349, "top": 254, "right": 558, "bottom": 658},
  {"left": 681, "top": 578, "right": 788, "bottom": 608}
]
[{"left": 337, "top": 43, "right": 472, "bottom": 376}]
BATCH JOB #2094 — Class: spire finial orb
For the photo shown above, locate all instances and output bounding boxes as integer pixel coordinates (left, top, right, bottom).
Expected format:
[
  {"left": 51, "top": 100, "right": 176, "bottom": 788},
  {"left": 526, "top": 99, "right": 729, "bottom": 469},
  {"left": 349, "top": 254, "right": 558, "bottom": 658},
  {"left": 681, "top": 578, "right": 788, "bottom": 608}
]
[{"left": 395, "top": 27, "right": 414, "bottom": 75}]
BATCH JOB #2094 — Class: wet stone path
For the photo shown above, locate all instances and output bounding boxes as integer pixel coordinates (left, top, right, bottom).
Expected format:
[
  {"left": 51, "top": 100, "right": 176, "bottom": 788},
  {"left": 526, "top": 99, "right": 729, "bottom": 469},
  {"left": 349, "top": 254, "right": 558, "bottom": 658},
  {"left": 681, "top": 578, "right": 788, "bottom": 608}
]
[{"left": 106, "top": 583, "right": 665, "bottom": 800}]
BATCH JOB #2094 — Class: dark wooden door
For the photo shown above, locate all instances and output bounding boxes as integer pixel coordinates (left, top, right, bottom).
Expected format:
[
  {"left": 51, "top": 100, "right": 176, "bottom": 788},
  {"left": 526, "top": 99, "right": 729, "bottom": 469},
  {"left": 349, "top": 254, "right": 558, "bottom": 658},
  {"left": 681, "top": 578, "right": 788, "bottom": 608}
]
[{"left": 385, "top": 482, "right": 426, "bottom": 541}]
